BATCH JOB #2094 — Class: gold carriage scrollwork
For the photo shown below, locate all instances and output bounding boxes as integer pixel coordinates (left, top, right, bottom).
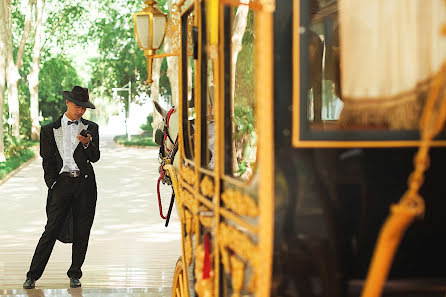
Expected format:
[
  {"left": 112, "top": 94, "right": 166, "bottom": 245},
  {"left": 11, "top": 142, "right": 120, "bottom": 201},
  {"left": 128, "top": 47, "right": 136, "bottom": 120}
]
[
  {"left": 195, "top": 243, "right": 214, "bottom": 297},
  {"left": 200, "top": 176, "right": 214, "bottom": 197},
  {"left": 217, "top": 222, "right": 258, "bottom": 294},
  {"left": 221, "top": 189, "right": 259, "bottom": 218},
  {"left": 181, "top": 166, "right": 196, "bottom": 186}
]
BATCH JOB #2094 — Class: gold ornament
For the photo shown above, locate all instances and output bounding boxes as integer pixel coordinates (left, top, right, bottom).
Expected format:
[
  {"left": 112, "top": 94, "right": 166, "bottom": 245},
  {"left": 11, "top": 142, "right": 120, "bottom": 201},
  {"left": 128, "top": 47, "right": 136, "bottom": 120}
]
[
  {"left": 181, "top": 166, "right": 195, "bottom": 185},
  {"left": 185, "top": 235, "right": 193, "bottom": 267},
  {"left": 221, "top": 189, "right": 259, "bottom": 218},
  {"left": 218, "top": 223, "right": 257, "bottom": 266},
  {"left": 195, "top": 244, "right": 214, "bottom": 297},
  {"left": 230, "top": 256, "right": 245, "bottom": 297},
  {"left": 200, "top": 176, "right": 214, "bottom": 197},
  {"left": 185, "top": 209, "right": 194, "bottom": 234}
]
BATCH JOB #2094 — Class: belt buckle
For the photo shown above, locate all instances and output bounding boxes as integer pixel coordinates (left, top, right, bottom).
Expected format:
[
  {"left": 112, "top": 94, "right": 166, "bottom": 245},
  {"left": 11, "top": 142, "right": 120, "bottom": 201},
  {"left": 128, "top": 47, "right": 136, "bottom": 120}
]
[{"left": 69, "top": 170, "right": 80, "bottom": 178}]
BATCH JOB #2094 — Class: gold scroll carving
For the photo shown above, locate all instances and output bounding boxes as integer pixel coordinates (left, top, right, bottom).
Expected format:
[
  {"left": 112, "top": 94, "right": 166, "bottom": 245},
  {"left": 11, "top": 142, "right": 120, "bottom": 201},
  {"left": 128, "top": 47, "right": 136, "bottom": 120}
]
[
  {"left": 230, "top": 256, "right": 245, "bottom": 297},
  {"left": 194, "top": 244, "right": 214, "bottom": 297},
  {"left": 185, "top": 209, "right": 194, "bottom": 234},
  {"left": 200, "top": 176, "right": 214, "bottom": 197},
  {"left": 180, "top": 189, "right": 195, "bottom": 211},
  {"left": 181, "top": 166, "right": 195, "bottom": 185},
  {"left": 221, "top": 189, "right": 259, "bottom": 218},
  {"left": 165, "top": 3, "right": 181, "bottom": 54},
  {"left": 218, "top": 223, "right": 257, "bottom": 267},
  {"left": 185, "top": 234, "right": 193, "bottom": 267}
]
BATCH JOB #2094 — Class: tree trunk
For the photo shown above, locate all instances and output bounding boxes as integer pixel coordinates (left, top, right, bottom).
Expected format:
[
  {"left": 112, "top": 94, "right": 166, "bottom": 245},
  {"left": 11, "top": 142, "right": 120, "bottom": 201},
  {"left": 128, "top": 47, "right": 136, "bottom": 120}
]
[
  {"left": 28, "top": 0, "right": 44, "bottom": 140},
  {"left": 5, "top": 0, "right": 35, "bottom": 138},
  {"left": 0, "top": 0, "right": 8, "bottom": 161},
  {"left": 151, "top": 58, "right": 163, "bottom": 140},
  {"left": 2, "top": 0, "right": 20, "bottom": 137},
  {"left": 231, "top": 0, "right": 249, "bottom": 173}
]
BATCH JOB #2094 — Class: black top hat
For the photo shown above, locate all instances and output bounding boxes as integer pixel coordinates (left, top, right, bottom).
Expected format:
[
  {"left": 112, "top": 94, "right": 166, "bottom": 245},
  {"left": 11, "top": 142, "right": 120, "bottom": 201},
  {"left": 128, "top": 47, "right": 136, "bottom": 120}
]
[{"left": 63, "top": 86, "right": 95, "bottom": 109}]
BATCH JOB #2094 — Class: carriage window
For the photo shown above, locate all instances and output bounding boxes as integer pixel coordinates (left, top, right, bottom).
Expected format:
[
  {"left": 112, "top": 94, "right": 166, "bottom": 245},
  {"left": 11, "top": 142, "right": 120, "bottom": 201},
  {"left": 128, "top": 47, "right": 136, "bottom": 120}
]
[
  {"left": 182, "top": 9, "right": 195, "bottom": 160},
  {"left": 297, "top": 0, "right": 442, "bottom": 141},
  {"left": 226, "top": 7, "right": 257, "bottom": 180}
]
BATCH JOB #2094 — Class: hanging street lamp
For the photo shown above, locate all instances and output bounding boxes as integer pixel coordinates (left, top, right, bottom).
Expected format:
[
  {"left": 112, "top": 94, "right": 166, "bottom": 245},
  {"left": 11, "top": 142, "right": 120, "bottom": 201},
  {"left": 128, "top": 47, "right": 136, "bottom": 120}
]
[{"left": 133, "top": 0, "right": 168, "bottom": 84}]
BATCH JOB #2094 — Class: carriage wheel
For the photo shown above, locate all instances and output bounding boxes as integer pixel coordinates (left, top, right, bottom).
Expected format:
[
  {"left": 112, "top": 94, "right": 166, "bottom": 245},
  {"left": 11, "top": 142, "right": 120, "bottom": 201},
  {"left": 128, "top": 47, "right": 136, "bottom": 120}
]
[{"left": 172, "top": 256, "right": 188, "bottom": 297}]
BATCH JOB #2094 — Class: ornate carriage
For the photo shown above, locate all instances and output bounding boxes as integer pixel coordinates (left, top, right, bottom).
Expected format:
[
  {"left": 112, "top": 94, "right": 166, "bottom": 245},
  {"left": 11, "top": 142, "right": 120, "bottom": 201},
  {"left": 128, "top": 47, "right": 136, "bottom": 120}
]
[{"left": 134, "top": 0, "right": 446, "bottom": 296}]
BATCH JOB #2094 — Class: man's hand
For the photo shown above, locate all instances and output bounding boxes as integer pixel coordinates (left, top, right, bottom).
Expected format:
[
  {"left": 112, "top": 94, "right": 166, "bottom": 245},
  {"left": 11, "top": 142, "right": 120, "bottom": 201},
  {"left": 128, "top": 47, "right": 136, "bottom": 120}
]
[{"left": 78, "top": 134, "right": 91, "bottom": 146}]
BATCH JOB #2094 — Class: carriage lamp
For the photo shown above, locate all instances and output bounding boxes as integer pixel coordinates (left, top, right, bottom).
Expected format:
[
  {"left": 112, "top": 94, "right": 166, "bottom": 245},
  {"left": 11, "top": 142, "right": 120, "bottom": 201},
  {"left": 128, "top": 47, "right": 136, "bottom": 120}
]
[{"left": 134, "top": 0, "right": 168, "bottom": 84}]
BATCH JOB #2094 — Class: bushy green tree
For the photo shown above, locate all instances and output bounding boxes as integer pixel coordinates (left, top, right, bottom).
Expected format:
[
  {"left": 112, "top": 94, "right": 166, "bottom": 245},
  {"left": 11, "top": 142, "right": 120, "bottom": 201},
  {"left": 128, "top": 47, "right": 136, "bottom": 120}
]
[{"left": 38, "top": 56, "right": 82, "bottom": 121}]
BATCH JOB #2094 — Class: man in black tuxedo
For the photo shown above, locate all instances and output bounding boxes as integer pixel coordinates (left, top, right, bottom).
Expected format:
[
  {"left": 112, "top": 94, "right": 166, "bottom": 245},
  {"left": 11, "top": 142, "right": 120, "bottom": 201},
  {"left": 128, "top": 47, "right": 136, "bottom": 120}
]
[{"left": 23, "top": 86, "right": 100, "bottom": 289}]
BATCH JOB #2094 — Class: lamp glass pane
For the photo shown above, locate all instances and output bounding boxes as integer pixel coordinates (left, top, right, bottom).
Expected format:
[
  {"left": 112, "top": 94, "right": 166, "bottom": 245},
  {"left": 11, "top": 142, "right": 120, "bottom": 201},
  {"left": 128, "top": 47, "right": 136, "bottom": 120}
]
[
  {"left": 153, "top": 15, "right": 167, "bottom": 49},
  {"left": 136, "top": 14, "right": 151, "bottom": 49}
]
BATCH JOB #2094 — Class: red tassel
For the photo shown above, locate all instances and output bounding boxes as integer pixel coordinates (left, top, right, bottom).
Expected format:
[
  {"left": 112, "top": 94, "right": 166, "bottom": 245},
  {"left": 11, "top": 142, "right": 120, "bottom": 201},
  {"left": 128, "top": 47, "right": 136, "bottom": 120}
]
[{"left": 203, "top": 233, "right": 211, "bottom": 279}]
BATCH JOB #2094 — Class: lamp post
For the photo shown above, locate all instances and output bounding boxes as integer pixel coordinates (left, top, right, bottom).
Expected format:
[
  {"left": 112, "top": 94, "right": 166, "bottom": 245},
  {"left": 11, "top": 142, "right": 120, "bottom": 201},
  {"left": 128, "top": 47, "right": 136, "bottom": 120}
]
[
  {"left": 134, "top": 0, "right": 177, "bottom": 85},
  {"left": 112, "top": 81, "right": 132, "bottom": 141}
]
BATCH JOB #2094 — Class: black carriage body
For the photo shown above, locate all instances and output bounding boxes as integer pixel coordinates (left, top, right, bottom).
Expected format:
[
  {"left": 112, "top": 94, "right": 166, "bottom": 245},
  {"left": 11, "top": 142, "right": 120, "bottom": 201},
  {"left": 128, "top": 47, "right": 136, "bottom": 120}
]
[{"left": 271, "top": 1, "right": 446, "bottom": 297}]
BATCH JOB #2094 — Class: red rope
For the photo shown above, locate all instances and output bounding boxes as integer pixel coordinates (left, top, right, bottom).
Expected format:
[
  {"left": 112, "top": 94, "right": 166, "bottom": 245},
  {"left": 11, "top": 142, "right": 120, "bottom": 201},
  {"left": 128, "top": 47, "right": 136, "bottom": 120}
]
[
  {"left": 157, "top": 171, "right": 167, "bottom": 220},
  {"left": 156, "top": 166, "right": 176, "bottom": 220}
]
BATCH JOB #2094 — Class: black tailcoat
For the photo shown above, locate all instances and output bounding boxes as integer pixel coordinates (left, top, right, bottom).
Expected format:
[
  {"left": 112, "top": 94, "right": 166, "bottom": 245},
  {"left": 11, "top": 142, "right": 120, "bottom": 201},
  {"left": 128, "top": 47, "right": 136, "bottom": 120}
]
[{"left": 40, "top": 116, "right": 100, "bottom": 243}]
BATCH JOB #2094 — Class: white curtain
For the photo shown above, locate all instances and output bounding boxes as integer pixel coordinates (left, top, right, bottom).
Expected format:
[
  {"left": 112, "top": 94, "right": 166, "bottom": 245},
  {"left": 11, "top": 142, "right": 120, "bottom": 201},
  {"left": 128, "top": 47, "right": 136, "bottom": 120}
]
[{"left": 338, "top": 0, "right": 446, "bottom": 129}]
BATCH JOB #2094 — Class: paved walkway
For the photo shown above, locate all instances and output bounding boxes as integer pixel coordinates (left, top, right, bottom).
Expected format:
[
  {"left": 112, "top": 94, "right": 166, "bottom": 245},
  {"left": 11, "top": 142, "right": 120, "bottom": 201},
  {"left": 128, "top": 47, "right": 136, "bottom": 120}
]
[{"left": 0, "top": 134, "right": 181, "bottom": 296}]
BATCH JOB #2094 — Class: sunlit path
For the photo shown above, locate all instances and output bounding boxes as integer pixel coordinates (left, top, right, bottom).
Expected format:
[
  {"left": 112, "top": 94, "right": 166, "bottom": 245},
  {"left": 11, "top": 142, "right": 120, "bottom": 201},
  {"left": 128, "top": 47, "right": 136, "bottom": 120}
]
[{"left": 0, "top": 133, "right": 181, "bottom": 296}]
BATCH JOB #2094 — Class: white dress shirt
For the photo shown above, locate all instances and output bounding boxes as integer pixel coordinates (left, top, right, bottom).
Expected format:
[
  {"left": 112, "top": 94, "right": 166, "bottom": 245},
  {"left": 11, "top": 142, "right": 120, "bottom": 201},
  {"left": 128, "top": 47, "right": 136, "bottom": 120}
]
[{"left": 60, "top": 114, "right": 81, "bottom": 173}]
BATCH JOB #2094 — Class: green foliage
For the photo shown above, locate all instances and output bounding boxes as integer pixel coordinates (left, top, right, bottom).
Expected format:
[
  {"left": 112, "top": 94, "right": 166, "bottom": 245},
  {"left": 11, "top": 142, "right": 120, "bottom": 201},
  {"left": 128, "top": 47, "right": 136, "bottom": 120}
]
[
  {"left": 234, "top": 105, "right": 255, "bottom": 141},
  {"left": 39, "top": 56, "right": 82, "bottom": 121},
  {"left": 87, "top": 0, "right": 149, "bottom": 101},
  {"left": 0, "top": 148, "right": 35, "bottom": 180},
  {"left": 140, "top": 113, "right": 154, "bottom": 134},
  {"left": 3, "top": 134, "right": 36, "bottom": 159},
  {"left": 234, "top": 10, "right": 254, "bottom": 107},
  {"left": 113, "top": 134, "right": 157, "bottom": 147}
]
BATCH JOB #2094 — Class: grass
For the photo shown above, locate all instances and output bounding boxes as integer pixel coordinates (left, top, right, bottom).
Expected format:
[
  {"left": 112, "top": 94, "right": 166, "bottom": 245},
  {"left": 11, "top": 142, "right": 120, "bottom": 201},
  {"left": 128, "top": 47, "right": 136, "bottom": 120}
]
[
  {"left": 0, "top": 148, "right": 36, "bottom": 180},
  {"left": 113, "top": 134, "right": 158, "bottom": 147}
]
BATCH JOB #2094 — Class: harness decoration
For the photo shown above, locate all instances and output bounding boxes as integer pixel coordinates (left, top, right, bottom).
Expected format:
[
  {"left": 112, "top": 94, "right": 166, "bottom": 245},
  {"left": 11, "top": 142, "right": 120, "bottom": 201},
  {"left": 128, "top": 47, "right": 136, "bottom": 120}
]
[{"left": 156, "top": 107, "right": 178, "bottom": 227}]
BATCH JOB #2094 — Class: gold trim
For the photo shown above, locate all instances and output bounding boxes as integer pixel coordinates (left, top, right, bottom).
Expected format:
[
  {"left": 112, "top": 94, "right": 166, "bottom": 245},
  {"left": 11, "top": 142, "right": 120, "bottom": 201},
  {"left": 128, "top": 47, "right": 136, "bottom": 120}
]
[
  {"left": 181, "top": 1, "right": 195, "bottom": 16},
  {"left": 212, "top": 3, "right": 224, "bottom": 295},
  {"left": 185, "top": 209, "right": 194, "bottom": 234},
  {"left": 181, "top": 165, "right": 196, "bottom": 185},
  {"left": 221, "top": 174, "right": 251, "bottom": 188},
  {"left": 163, "top": 164, "right": 180, "bottom": 200},
  {"left": 292, "top": 0, "right": 300, "bottom": 147},
  {"left": 197, "top": 193, "right": 214, "bottom": 209},
  {"left": 185, "top": 234, "right": 193, "bottom": 266},
  {"left": 219, "top": 207, "right": 258, "bottom": 234},
  {"left": 221, "top": 189, "right": 258, "bottom": 217},
  {"left": 200, "top": 176, "right": 215, "bottom": 197},
  {"left": 255, "top": 6, "right": 274, "bottom": 297},
  {"left": 199, "top": 215, "right": 213, "bottom": 228},
  {"left": 194, "top": 244, "right": 214, "bottom": 297},
  {"left": 218, "top": 223, "right": 257, "bottom": 265},
  {"left": 166, "top": 3, "right": 181, "bottom": 54},
  {"left": 180, "top": 188, "right": 196, "bottom": 211},
  {"left": 293, "top": 140, "right": 446, "bottom": 148},
  {"left": 230, "top": 255, "right": 245, "bottom": 297},
  {"left": 199, "top": 166, "right": 216, "bottom": 177}
]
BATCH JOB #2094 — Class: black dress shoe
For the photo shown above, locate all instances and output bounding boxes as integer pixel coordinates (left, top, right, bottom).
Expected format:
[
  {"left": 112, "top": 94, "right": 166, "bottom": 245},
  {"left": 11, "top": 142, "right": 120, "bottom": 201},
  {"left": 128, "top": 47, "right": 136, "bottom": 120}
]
[
  {"left": 23, "top": 277, "right": 35, "bottom": 289},
  {"left": 70, "top": 277, "right": 81, "bottom": 288}
]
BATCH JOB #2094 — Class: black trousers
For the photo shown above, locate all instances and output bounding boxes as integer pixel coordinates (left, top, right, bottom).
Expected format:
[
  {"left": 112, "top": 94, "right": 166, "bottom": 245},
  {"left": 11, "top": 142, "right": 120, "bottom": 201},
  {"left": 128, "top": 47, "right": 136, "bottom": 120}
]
[{"left": 27, "top": 175, "right": 97, "bottom": 280}]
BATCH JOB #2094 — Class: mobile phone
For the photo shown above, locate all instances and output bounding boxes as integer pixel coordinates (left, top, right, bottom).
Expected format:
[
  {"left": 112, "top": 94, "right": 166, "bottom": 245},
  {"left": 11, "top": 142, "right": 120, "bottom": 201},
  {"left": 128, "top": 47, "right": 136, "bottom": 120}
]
[{"left": 80, "top": 129, "right": 92, "bottom": 137}]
